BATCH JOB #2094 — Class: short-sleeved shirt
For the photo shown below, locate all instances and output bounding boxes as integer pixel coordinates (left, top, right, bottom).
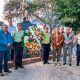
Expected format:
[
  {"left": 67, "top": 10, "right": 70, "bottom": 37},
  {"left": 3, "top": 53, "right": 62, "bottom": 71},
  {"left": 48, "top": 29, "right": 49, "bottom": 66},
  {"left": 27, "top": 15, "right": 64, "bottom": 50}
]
[
  {"left": 12, "top": 30, "right": 24, "bottom": 42},
  {"left": 42, "top": 32, "right": 51, "bottom": 44}
]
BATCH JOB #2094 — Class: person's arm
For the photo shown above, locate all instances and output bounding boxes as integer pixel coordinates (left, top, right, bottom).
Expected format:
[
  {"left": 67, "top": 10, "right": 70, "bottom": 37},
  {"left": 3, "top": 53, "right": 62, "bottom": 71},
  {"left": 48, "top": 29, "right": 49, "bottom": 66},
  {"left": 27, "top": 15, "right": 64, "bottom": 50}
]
[
  {"left": 69, "top": 34, "right": 73, "bottom": 44},
  {"left": 12, "top": 31, "right": 15, "bottom": 38},
  {"left": 63, "top": 33, "right": 66, "bottom": 43},
  {"left": 8, "top": 33, "right": 13, "bottom": 44},
  {"left": 51, "top": 33, "right": 56, "bottom": 49},
  {"left": 63, "top": 33, "right": 69, "bottom": 44},
  {"left": 58, "top": 34, "right": 64, "bottom": 45}
]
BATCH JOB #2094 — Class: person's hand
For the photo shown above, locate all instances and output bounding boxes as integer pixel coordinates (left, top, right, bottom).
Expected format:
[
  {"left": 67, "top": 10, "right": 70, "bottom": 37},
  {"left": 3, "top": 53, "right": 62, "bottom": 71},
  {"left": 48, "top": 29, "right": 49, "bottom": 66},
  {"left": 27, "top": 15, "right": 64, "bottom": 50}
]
[
  {"left": 7, "top": 43, "right": 11, "bottom": 48},
  {"left": 57, "top": 43, "right": 60, "bottom": 46},
  {"left": 73, "top": 41, "right": 76, "bottom": 45},
  {"left": 65, "top": 41, "right": 69, "bottom": 45}
]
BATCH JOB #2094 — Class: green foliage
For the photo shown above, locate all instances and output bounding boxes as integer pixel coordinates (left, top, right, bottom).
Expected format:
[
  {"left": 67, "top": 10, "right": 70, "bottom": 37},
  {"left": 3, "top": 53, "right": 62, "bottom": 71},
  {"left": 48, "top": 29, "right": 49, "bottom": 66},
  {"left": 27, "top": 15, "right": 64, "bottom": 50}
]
[
  {"left": 51, "top": 0, "right": 80, "bottom": 30},
  {"left": 27, "top": 2, "right": 45, "bottom": 13}
]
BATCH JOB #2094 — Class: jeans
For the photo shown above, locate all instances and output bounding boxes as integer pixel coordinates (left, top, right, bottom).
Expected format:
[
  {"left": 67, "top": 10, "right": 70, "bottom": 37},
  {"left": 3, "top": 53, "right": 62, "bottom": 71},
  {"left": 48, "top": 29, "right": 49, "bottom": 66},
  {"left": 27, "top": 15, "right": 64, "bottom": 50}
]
[
  {"left": 0, "top": 50, "right": 10, "bottom": 72},
  {"left": 63, "top": 47, "right": 72, "bottom": 64},
  {"left": 72, "top": 44, "right": 77, "bottom": 57}
]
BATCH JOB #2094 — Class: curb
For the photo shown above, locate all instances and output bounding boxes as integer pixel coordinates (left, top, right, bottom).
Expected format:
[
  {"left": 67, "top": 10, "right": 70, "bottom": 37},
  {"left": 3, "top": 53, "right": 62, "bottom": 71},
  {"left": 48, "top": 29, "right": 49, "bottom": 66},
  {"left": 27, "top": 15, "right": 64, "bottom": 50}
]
[{"left": 8, "top": 55, "right": 53, "bottom": 68}]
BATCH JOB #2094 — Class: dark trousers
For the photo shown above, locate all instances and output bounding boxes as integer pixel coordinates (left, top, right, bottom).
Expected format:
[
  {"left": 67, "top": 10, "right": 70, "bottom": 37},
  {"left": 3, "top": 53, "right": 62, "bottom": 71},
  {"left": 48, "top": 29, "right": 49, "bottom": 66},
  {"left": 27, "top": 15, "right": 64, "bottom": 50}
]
[
  {"left": 14, "top": 42, "right": 23, "bottom": 67},
  {"left": 77, "top": 44, "right": 80, "bottom": 65},
  {"left": 11, "top": 49, "right": 14, "bottom": 60},
  {"left": 42, "top": 44, "right": 50, "bottom": 63},
  {"left": 0, "top": 50, "right": 10, "bottom": 72}
]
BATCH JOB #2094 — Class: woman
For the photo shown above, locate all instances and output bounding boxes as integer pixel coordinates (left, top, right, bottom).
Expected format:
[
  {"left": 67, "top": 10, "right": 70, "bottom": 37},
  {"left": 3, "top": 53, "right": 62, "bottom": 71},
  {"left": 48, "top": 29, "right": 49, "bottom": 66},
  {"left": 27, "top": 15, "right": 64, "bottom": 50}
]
[{"left": 72, "top": 31, "right": 77, "bottom": 58}]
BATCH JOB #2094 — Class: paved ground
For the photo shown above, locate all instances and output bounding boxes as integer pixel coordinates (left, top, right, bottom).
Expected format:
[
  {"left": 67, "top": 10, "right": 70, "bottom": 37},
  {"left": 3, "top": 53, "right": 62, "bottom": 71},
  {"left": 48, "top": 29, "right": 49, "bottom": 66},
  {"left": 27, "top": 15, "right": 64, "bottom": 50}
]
[{"left": 0, "top": 58, "right": 80, "bottom": 80}]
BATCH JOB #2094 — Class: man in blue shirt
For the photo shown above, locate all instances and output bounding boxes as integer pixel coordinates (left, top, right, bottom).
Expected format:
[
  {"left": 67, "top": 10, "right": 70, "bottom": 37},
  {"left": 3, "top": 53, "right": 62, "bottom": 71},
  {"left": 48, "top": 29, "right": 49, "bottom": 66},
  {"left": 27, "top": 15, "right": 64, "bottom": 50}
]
[
  {"left": 0, "top": 24, "right": 13, "bottom": 76},
  {"left": 8, "top": 18, "right": 16, "bottom": 34},
  {"left": 21, "top": 17, "right": 32, "bottom": 31},
  {"left": 8, "top": 18, "right": 16, "bottom": 61}
]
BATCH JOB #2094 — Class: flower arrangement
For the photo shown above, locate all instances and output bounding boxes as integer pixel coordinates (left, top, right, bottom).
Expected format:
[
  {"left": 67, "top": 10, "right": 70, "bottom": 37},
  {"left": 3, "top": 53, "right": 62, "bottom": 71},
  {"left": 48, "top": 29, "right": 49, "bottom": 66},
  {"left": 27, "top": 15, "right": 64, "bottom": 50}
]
[{"left": 23, "top": 26, "right": 43, "bottom": 55}]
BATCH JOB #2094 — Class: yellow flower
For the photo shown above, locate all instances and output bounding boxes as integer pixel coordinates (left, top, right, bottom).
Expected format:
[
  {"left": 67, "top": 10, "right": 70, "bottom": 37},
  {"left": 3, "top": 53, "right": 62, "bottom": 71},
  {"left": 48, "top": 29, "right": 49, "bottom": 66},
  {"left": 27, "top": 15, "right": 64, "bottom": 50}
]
[{"left": 25, "top": 42, "right": 30, "bottom": 48}]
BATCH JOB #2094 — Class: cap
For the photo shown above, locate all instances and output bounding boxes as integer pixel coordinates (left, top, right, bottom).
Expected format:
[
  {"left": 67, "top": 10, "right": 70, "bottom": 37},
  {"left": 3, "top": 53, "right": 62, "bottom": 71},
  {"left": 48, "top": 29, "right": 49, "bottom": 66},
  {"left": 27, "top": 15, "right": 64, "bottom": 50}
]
[{"left": 17, "top": 23, "right": 22, "bottom": 26}]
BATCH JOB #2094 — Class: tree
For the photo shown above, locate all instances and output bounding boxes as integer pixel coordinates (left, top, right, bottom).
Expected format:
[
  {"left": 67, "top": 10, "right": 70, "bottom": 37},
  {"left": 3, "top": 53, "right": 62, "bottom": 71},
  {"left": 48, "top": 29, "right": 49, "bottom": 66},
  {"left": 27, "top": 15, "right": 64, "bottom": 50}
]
[
  {"left": 4, "top": 0, "right": 58, "bottom": 29},
  {"left": 51, "top": 0, "right": 80, "bottom": 30},
  {"left": 28, "top": 0, "right": 58, "bottom": 29},
  {"left": 3, "top": 0, "right": 45, "bottom": 19}
]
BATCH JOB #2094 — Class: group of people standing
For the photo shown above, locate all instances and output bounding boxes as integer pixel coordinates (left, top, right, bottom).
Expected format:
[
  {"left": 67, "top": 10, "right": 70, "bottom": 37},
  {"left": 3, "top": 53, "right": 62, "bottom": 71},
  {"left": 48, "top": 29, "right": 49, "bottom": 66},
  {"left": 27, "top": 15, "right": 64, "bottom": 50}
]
[
  {"left": 0, "top": 18, "right": 27, "bottom": 76},
  {"left": 41, "top": 26, "right": 80, "bottom": 67},
  {"left": 0, "top": 17, "right": 80, "bottom": 77}
]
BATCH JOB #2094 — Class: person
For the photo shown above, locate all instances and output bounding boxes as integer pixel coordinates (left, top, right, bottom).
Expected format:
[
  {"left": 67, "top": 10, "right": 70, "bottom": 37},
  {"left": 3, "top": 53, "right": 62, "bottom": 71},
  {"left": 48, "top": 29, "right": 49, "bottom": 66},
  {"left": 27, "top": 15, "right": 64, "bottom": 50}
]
[
  {"left": 51, "top": 28, "right": 63, "bottom": 64},
  {"left": 0, "top": 24, "right": 13, "bottom": 76},
  {"left": 21, "top": 17, "right": 32, "bottom": 31},
  {"left": 42, "top": 24, "right": 46, "bottom": 31},
  {"left": 8, "top": 18, "right": 16, "bottom": 61},
  {"left": 8, "top": 18, "right": 16, "bottom": 34},
  {"left": 59, "top": 27, "right": 64, "bottom": 33},
  {"left": 41, "top": 27, "right": 51, "bottom": 64},
  {"left": 72, "top": 31, "right": 77, "bottom": 58},
  {"left": 63, "top": 27, "right": 73, "bottom": 66},
  {"left": 76, "top": 29, "right": 80, "bottom": 66},
  {"left": 12, "top": 23, "right": 24, "bottom": 70}
]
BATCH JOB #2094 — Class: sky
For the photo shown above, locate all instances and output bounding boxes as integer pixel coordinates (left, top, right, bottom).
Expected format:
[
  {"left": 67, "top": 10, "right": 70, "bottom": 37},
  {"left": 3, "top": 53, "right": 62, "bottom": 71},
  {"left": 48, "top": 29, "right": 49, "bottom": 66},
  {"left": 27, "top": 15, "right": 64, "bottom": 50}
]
[{"left": 0, "top": 0, "right": 5, "bottom": 21}]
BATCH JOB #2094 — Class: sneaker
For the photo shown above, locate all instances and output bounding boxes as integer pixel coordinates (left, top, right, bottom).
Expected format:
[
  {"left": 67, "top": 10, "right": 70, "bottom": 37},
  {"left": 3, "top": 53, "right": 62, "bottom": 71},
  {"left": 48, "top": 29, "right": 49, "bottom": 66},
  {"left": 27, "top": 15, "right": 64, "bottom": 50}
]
[
  {"left": 69, "top": 64, "right": 72, "bottom": 66},
  {"left": 4, "top": 70, "right": 12, "bottom": 73},
  {"left": 58, "top": 62, "right": 62, "bottom": 66},
  {"left": 46, "top": 62, "right": 50, "bottom": 64},
  {"left": 19, "top": 66, "right": 24, "bottom": 68},
  {"left": 0, "top": 72, "right": 4, "bottom": 76},
  {"left": 63, "top": 63, "right": 66, "bottom": 65},
  {"left": 14, "top": 67, "right": 18, "bottom": 70},
  {"left": 43, "top": 62, "right": 47, "bottom": 64},
  {"left": 77, "top": 64, "right": 79, "bottom": 66}
]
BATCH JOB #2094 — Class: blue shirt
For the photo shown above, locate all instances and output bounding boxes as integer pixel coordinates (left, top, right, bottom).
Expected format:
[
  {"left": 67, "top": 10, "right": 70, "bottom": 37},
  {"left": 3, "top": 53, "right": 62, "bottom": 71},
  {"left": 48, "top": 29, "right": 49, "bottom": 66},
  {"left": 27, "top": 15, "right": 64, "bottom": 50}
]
[
  {"left": 8, "top": 25, "right": 16, "bottom": 34},
  {"left": 21, "top": 21, "right": 32, "bottom": 31},
  {"left": 0, "top": 30, "right": 13, "bottom": 51}
]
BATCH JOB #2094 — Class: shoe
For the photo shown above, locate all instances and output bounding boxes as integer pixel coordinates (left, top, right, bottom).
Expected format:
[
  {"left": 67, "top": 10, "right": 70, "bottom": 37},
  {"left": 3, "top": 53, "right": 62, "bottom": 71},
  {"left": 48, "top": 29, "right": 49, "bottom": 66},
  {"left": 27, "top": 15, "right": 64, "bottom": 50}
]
[
  {"left": 0, "top": 72, "right": 4, "bottom": 76},
  {"left": 19, "top": 66, "right": 24, "bottom": 68},
  {"left": 4, "top": 70, "right": 12, "bottom": 73},
  {"left": 77, "top": 64, "right": 79, "bottom": 66},
  {"left": 43, "top": 62, "right": 46, "bottom": 64},
  {"left": 69, "top": 64, "right": 72, "bottom": 66},
  {"left": 63, "top": 63, "right": 66, "bottom": 65},
  {"left": 46, "top": 62, "right": 50, "bottom": 64},
  {"left": 43, "top": 62, "right": 47, "bottom": 64},
  {"left": 58, "top": 62, "right": 62, "bottom": 66},
  {"left": 14, "top": 67, "right": 18, "bottom": 70},
  {"left": 54, "top": 63, "right": 57, "bottom": 66}
]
